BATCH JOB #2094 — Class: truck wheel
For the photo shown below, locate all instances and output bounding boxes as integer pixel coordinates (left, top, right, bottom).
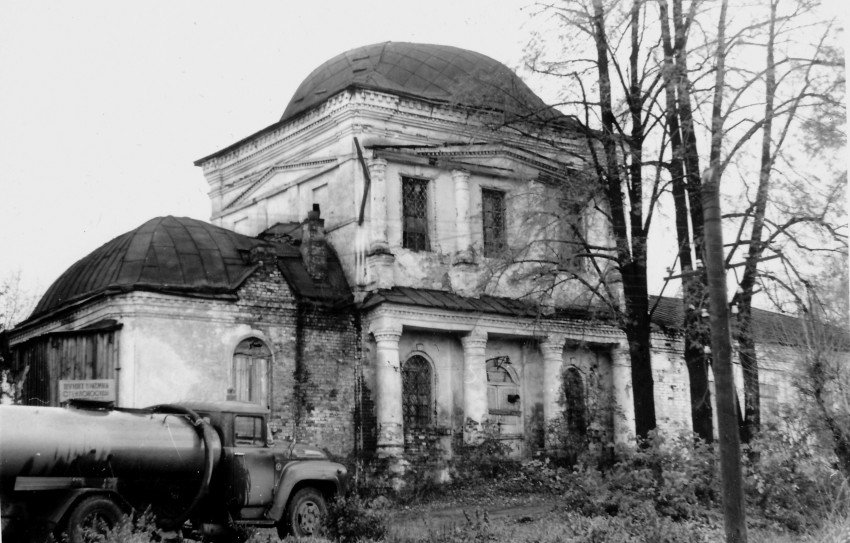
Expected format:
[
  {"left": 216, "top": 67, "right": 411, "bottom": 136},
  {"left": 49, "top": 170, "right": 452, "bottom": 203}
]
[
  {"left": 285, "top": 487, "right": 327, "bottom": 537},
  {"left": 64, "top": 496, "right": 124, "bottom": 543}
]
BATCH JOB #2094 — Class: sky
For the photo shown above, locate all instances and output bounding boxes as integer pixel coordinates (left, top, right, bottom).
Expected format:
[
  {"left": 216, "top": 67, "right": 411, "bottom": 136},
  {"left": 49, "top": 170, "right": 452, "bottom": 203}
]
[
  {"left": 0, "top": 1, "right": 845, "bottom": 318},
  {"left": 0, "top": 0, "right": 532, "bottom": 299}
]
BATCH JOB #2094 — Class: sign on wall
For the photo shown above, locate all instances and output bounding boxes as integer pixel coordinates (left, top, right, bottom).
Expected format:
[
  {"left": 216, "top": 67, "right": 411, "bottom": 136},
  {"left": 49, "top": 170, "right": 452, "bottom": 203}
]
[{"left": 59, "top": 379, "right": 116, "bottom": 403}]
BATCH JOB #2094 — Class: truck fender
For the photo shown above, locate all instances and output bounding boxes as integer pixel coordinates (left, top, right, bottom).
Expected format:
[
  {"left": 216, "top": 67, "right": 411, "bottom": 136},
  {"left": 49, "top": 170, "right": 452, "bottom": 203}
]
[
  {"left": 44, "top": 489, "right": 130, "bottom": 529},
  {"left": 265, "top": 461, "right": 343, "bottom": 521}
]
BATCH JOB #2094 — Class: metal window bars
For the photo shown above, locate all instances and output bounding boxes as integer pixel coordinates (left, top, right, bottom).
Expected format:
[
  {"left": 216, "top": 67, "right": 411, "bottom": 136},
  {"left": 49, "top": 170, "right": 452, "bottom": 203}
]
[
  {"left": 482, "top": 188, "right": 506, "bottom": 257},
  {"left": 402, "top": 177, "right": 430, "bottom": 252},
  {"left": 402, "top": 355, "right": 432, "bottom": 429}
]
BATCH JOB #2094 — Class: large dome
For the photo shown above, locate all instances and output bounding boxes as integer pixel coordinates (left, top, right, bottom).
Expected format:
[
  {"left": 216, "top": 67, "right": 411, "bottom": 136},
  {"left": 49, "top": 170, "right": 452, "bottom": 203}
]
[
  {"left": 281, "top": 42, "right": 562, "bottom": 123},
  {"left": 30, "top": 216, "right": 262, "bottom": 320}
]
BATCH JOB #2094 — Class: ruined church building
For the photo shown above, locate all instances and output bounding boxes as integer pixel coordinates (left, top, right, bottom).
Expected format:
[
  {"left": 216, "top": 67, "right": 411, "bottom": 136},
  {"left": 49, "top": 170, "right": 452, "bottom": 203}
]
[{"left": 9, "top": 43, "right": 799, "bottom": 464}]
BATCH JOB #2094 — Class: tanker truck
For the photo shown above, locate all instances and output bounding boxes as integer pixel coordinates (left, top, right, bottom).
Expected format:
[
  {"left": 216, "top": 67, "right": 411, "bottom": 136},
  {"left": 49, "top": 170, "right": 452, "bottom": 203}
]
[{"left": 0, "top": 400, "right": 348, "bottom": 542}]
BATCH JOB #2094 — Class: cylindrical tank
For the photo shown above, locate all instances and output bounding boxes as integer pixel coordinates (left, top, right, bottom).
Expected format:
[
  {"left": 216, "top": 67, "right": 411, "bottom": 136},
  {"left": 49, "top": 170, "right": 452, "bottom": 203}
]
[{"left": 0, "top": 405, "right": 222, "bottom": 482}]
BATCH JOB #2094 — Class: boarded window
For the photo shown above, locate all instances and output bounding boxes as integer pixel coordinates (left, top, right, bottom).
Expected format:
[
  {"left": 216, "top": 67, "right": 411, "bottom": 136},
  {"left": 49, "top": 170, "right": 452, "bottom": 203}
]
[
  {"left": 482, "top": 188, "right": 506, "bottom": 257},
  {"left": 402, "top": 177, "right": 430, "bottom": 252},
  {"left": 232, "top": 338, "right": 270, "bottom": 406},
  {"left": 402, "top": 355, "right": 432, "bottom": 429}
]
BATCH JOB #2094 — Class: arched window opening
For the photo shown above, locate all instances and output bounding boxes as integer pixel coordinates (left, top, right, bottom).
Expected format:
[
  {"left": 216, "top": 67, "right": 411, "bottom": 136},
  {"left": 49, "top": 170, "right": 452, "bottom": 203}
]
[
  {"left": 402, "top": 355, "right": 432, "bottom": 429},
  {"left": 564, "top": 367, "right": 587, "bottom": 437},
  {"left": 232, "top": 338, "right": 271, "bottom": 406}
]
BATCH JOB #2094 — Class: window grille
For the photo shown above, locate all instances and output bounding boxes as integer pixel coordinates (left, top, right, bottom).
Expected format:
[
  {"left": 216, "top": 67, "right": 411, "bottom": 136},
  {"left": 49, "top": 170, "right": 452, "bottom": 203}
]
[
  {"left": 232, "top": 338, "right": 270, "bottom": 406},
  {"left": 402, "top": 355, "right": 432, "bottom": 429},
  {"left": 402, "top": 177, "right": 430, "bottom": 252},
  {"left": 482, "top": 188, "right": 506, "bottom": 257}
]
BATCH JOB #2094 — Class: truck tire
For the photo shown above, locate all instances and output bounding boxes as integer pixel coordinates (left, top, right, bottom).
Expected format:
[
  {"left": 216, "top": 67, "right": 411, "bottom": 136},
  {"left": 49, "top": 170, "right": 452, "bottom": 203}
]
[
  {"left": 284, "top": 487, "right": 327, "bottom": 537},
  {"left": 63, "top": 496, "right": 124, "bottom": 543}
]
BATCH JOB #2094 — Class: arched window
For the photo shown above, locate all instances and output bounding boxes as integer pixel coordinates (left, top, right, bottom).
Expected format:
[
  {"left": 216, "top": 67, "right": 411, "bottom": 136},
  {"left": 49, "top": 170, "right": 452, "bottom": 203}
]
[
  {"left": 563, "top": 367, "right": 587, "bottom": 437},
  {"left": 402, "top": 355, "right": 432, "bottom": 429},
  {"left": 232, "top": 338, "right": 271, "bottom": 406}
]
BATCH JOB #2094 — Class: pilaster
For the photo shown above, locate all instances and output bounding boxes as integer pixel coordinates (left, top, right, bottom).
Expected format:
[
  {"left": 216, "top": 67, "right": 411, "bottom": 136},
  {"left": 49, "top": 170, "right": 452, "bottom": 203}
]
[
  {"left": 368, "top": 158, "right": 390, "bottom": 254},
  {"left": 452, "top": 169, "right": 473, "bottom": 264}
]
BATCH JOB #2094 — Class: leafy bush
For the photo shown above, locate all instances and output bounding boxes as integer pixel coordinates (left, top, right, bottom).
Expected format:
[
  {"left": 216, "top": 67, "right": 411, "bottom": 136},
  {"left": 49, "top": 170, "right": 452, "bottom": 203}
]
[
  {"left": 553, "top": 431, "right": 720, "bottom": 521},
  {"left": 75, "top": 512, "right": 159, "bottom": 543},
  {"left": 325, "top": 494, "right": 389, "bottom": 543},
  {"left": 744, "top": 423, "right": 847, "bottom": 532},
  {"left": 451, "top": 421, "right": 519, "bottom": 484}
]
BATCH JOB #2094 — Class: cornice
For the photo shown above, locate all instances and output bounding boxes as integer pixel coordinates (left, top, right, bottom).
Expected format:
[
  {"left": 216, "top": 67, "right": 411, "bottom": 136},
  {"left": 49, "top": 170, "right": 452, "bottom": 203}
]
[
  {"left": 362, "top": 302, "right": 624, "bottom": 344},
  {"left": 201, "top": 92, "right": 354, "bottom": 173},
  {"left": 9, "top": 291, "right": 298, "bottom": 345},
  {"left": 201, "top": 88, "right": 586, "bottom": 177}
]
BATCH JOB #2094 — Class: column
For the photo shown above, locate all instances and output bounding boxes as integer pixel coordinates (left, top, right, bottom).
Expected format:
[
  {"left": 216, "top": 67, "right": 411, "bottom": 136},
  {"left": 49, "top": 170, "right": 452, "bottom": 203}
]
[
  {"left": 461, "top": 328, "right": 488, "bottom": 443},
  {"left": 611, "top": 344, "right": 636, "bottom": 444},
  {"left": 452, "top": 169, "right": 473, "bottom": 263},
  {"left": 372, "top": 322, "right": 403, "bottom": 457},
  {"left": 368, "top": 157, "right": 389, "bottom": 254},
  {"left": 539, "top": 334, "right": 566, "bottom": 427}
]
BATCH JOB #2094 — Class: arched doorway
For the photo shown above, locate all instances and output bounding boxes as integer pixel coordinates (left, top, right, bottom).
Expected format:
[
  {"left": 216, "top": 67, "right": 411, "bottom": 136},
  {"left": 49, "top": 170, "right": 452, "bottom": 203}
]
[
  {"left": 486, "top": 357, "right": 522, "bottom": 440},
  {"left": 232, "top": 337, "right": 271, "bottom": 406}
]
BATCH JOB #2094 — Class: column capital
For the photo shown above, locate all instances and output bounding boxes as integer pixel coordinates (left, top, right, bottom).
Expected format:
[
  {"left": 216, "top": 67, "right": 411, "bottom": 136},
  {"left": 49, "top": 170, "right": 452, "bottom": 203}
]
[
  {"left": 611, "top": 343, "right": 632, "bottom": 365},
  {"left": 451, "top": 168, "right": 471, "bottom": 182},
  {"left": 372, "top": 329, "right": 402, "bottom": 344},
  {"left": 370, "top": 320, "right": 402, "bottom": 343},
  {"left": 461, "top": 329, "right": 488, "bottom": 350},
  {"left": 367, "top": 157, "right": 388, "bottom": 173},
  {"left": 539, "top": 334, "right": 567, "bottom": 358}
]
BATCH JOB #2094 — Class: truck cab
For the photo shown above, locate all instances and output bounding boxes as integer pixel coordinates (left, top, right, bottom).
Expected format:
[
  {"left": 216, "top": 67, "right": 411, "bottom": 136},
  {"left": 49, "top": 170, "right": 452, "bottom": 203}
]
[{"left": 180, "top": 401, "right": 347, "bottom": 539}]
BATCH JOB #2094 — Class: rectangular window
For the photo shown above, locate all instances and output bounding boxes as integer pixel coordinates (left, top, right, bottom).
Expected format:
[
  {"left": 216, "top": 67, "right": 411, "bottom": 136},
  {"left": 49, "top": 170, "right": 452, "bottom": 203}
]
[
  {"left": 402, "top": 177, "right": 430, "bottom": 252},
  {"left": 234, "top": 415, "right": 265, "bottom": 446},
  {"left": 561, "top": 213, "right": 585, "bottom": 272},
  {"left": 482, "top": 188, "right": 506, "bottom": 257}
]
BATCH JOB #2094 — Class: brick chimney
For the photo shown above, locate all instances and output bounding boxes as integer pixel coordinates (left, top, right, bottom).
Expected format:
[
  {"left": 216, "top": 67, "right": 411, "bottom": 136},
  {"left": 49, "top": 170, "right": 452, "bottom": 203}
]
[{"left": 301, "top": 203, "right": 327, "bottom": 281}]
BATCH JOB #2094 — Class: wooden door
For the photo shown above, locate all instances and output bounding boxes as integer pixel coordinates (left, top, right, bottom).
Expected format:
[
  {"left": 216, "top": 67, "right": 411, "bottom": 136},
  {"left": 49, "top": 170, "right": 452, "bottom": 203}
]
[{"left": 486, "top": 357, "right": 522, "bottom": 449}]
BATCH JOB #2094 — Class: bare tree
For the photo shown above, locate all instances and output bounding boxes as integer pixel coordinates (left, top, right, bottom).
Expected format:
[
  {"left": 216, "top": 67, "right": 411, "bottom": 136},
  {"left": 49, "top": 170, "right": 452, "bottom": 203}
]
[{"left": 0, "top": 270, "right": 37, "bottom": 332}]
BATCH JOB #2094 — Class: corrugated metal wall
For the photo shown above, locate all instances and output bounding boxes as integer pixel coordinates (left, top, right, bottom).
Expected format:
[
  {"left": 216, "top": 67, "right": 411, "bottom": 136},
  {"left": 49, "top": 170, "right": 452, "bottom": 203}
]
[{"left": 13, "top": 324, "right": 120, "bottom": 406}]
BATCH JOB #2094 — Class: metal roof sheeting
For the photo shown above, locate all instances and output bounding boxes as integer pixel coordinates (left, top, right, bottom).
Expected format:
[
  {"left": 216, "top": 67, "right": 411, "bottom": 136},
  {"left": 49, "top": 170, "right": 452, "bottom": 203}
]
[
  {"left": 281, "top": 42, "right": 565, "bottom": 124},
  {"left": 28, "top": 217, "right": 351, "bottom": 324}
]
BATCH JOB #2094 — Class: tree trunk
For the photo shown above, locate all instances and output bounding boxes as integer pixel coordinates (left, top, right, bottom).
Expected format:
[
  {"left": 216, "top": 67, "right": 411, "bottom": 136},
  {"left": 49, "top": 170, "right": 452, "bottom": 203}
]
[
  {"left": 659, "top": 0, "right": 713, "bottom": 442},
  {"left": 736, "top": 0, "right": 779, "bottom": 444},
  {"left": 591, "top": 0, "right": 656, "bottom": 439}
]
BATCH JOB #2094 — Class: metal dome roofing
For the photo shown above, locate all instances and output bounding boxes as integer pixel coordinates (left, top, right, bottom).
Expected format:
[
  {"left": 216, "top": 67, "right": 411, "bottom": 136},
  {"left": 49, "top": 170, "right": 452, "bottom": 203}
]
[
  {"left": 31, "top": 216, "right": 263, "bottom": 319},
  {"left": 281, "top": 42, "right": 563, "bottom": 123}
]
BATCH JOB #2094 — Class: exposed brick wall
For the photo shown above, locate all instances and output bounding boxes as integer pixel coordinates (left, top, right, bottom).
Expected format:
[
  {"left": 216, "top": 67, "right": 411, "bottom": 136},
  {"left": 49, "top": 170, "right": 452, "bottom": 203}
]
[
  {"left": 293, "top": 303, "right": 359, "bottom": 456},
  {"left": 234, "top": 264, "right": 360, "bottom": 457}
]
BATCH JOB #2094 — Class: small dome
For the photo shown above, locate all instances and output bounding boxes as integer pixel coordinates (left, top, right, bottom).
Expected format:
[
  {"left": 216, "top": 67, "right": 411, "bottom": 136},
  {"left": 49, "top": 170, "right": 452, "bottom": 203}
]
[
  {"left": 281, "top": 42, "right": 562, "bottom": 123},
  {"left": 31, "top": 216, "right": 262, "bottom": 319}
]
